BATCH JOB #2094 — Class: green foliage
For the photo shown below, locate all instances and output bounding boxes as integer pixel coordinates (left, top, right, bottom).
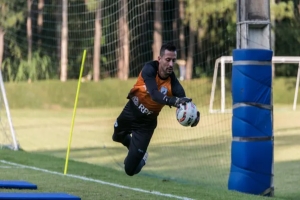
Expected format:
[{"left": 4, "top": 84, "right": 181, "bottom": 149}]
[
  {"left": 185, "top": 0, "right": 236, "bottom": 30},
  {"left": 85, "top": 0, "right": 103, "bottom": 11},
  {"left": 274, "top": 1, "right": 300, "bottom": 76},
  {"left": 0, "top": 1, "right": 25, "bottom": 29},
  {"left": 271, "top": 0, "right": 294, "bottom": 21},
  {"left": 181, "top": 0, "right": 236, "bottom": 78},
  {"left": 2, "top": 51, "right": 53, "bottom": 81},
  {"left": 1, "top": 0, "right": 299, "bottom": 81}
]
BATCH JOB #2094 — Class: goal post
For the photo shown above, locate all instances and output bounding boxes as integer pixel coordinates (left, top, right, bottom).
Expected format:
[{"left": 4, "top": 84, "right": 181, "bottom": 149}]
[
  {"left": 0, "top": 69, "right": 18, "bottom": 151},
  {"left": 209, "top": 56, "right": 300, "bottom": 113}
]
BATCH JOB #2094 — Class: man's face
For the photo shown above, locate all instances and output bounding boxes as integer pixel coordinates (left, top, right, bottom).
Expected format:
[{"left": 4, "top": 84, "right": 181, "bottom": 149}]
[{"left": 158, "top": 50, "right": 177, "bottom": 77}]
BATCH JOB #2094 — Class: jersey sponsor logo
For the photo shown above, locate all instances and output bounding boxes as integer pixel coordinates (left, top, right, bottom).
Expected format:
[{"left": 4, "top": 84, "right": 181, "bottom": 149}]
[
  {"left": 131, "top": 96, "right": 153, "bottom": 115},
  {"left": 138, "top": 104, "right": 153, "bottom": 115},
  {"left": 160, "top": 86, "right": 168, "bottom": 95}
]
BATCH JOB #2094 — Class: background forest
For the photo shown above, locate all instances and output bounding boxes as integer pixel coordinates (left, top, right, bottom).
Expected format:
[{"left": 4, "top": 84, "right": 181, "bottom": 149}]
[{"left": 0, "top": 0, "right": 299, "bottom": 82}]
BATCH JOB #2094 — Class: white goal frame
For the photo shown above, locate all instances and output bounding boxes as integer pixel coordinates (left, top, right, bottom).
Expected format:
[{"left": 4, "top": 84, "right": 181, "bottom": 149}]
[
  {"left": 0, "top": 70, "right": 18, "bottom": 150},
  {"left": 209, "top": 56, "right": 300, "bottom": 113}
]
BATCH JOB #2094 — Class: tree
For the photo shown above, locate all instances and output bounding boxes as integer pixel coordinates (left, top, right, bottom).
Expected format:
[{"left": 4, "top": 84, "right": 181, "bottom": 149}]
[
  {"left": 152, "top": 0, "right": 163, "bottom": 60},
  {"left": 56, "top": 0, "right": 62, "bottom": 77},
  {"left": 184, "top": 0, "right": 236, "bottom": 79},
  {"left": 185, "top": 0, "right": 197, "bottom": 80},
  {"left": 179, "top": 0, "right": 186, "bottom": 61},
  {"left": 26, "top": 0, "right": 32, "bottom": 81},
  {"left": 0, "top": 27, "right": 4, "bottom": 70},
  {"left": 37, "top": 0, "right": 44, "bottom": 47},
  {"left": 93, "top": 1, "right": 102, "bottom": 82},
  {"left": 295, "top": 0, "right": 300, "bottom": 16},
  {"left": 60, "top": 0, "right": 68, "bottom": 82},
  {"left": 273, "top": 0, "right": 299, "bottom": 76},
  {"left": 172, "top": 0, "right": 179, "bottom": 50},
  {"left": 0, "top": 1, "right": 25, "bottom": 70},
  {"left": 27, "top": 0, "right": 33, "bottom": 64},
  {"left": 117, "top": 0, "right": 130, "bottom": 80}
]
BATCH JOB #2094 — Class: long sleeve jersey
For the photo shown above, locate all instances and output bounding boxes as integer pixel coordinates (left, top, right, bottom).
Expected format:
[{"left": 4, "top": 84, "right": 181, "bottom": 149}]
[{"left": 127, "top": 60, "right": 186, "bottom": 116}]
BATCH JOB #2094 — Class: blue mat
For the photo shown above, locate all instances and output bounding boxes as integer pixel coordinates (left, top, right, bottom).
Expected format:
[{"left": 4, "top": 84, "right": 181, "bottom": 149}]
[
  {"left": 0, "top": 181, "right": 37, "bottom": 189},
  {"left": 0, "top": 193, "right": 81, "bottom": 199}
]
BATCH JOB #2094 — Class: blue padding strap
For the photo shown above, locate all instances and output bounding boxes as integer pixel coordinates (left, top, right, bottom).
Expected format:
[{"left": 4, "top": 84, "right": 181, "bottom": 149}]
[{"left": 233, "top": 49, "right": 273, "bottom": 61}]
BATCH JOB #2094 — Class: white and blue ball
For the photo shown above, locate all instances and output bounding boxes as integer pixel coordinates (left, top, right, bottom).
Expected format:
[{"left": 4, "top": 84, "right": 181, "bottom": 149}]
[{"left": 176, "top": 102, "right": 198, "bottom": 127}]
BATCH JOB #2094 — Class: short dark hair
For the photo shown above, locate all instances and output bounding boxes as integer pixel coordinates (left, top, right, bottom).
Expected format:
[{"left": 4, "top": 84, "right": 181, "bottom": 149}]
[{"left": 160, "top": 42, "right": 176, "bottom": 56}]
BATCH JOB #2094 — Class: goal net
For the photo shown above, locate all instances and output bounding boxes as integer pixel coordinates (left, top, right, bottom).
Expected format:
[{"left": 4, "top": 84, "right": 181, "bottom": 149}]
[
  {"left": 3, "top": 0, "right": 299, "bottom": 196},
  {"left": 1, "top": 0, "right": 236, "bottom": 190}
]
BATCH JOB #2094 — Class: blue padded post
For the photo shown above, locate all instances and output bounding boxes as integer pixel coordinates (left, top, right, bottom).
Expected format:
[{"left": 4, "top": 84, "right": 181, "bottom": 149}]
[
  {"left": 0, "top": 193, "right": 81, "bottom": 200},
  {"left": 0, "top": 180, "right": 37, "bottom": 189},
  {"left": 228, "top": 49, "right": 274, "bottom": 196}
]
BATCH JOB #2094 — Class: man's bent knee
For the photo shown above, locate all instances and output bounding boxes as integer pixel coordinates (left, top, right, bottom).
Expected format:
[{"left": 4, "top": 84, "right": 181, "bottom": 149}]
[
  {"left": 112, "top": 133, "right": 122, "bottom": 142},
  {"left": 112, "top": 133, "right": 121, "bottom": 142}
]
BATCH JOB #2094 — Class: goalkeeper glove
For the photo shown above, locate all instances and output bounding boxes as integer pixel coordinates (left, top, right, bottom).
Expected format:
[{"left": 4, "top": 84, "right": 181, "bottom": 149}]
[
  {"left": 191, "top": 111, "right": 200, "bottom": 127},
  {"left": 168, "top": 97, "right": 192, "bottom": 108}
]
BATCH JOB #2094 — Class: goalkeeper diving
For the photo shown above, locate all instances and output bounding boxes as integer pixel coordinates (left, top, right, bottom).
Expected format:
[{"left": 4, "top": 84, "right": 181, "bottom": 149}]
[{"left": 112, "top": 42, "right": 200, "bottom": 176}]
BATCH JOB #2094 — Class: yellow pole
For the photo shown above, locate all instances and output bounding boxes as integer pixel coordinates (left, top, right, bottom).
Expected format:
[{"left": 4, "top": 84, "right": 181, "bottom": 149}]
[{"left": 64, "top": 49, "right": 87, "bottom": 175}]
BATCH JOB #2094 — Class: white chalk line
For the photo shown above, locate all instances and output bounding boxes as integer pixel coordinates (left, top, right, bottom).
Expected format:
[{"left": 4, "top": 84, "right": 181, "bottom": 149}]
[
  {"left": 0, "top": 164, "right": 24, "bottom": 169},
  {"left": 0, "top": 160, "right": 194, "bottom": 200}
]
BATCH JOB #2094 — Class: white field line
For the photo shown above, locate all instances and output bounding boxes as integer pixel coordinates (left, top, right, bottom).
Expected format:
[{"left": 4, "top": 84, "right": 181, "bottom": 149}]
[
  {"left": 0, "top": 160, "right": 194, "bottom": 200},
  {"left": 0, "top": 164, "right": 24, "bottom": 169}
]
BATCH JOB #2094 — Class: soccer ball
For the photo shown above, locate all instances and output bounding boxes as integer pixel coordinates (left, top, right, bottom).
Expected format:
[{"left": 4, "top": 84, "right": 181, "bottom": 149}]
[{"left": 176, "top": 102, "right": 198, "bottom": 127}]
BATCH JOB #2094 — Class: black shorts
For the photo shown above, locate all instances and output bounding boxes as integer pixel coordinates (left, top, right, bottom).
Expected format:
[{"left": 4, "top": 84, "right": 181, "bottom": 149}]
[{"left": 113, "top": 100, "right": 157, "bottom": 175}]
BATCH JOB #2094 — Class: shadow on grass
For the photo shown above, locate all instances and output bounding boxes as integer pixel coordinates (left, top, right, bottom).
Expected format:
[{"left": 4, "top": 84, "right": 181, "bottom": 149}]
[
  {"left": 36, "top": 137, "right": 231, "bottom": 188},
  {"left": 32, "top": 133, "right": 300, "bottom": 198}
]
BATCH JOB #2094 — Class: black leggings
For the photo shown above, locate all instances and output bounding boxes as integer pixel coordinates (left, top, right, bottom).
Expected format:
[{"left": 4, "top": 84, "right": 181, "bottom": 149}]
[{"left": 112, "top": 101, "right": 157, "bottom": 176}]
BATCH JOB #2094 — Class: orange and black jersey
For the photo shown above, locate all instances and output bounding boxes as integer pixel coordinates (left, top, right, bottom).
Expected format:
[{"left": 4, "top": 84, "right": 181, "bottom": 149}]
[{"left": 127, "top": 60, "right": 186, "bottom": 116}]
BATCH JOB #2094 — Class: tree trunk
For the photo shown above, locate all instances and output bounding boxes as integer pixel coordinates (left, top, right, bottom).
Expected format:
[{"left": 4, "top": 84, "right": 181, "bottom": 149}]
[
  {"left": 186, "top": 26, "right": 196, "bottom": 80},
  {"left": 179, "top": 0, "right": 186, "bottom": 60},
  {"left": 123, "top": 0, "right": 130, "bottom": 80},
  {"left": 37, "top": 0, "right": 44, "bottom": 48},
  {"left": 60, "top": 0, "right": 68, "bottom": 82},
  {"left": 93, "top": 2, "right": 102, "bottom": 82},
  {"left": 27, "top": 0, "right": 33, "bottom": 62},
  {"left": 0, "top": 28, "right": 5, "bottom": 70},
  {"left": 117, "top": 0, "right": 129, "bottom": 80},
  {"left": 56, "top": 0, "right": 62, "bottom": 77},
  {"left": 152, "top": 0, "right": 163, "bottom": 60},
  {"left": 172, "top": 0, "right": 179, "bottom": 49}
]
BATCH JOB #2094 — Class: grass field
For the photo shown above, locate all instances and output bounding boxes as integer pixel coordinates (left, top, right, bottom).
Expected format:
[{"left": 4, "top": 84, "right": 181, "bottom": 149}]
[{"left": 0, "top": 78, "right": 299, "bottom": 200}]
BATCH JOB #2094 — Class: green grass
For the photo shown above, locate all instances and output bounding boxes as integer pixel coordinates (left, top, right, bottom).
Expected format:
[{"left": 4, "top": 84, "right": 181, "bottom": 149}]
[
  {"left": 0, "top": 106, "right": 298, "bottom": 200},
  {"left": 5, "top": 77, "right": 299, "bottom": 109},
  {"left": 0, "top": 78, "right": 299, "bottom": 199},
  {"left": 0, "top": 150, "right": 281, "bottom": 200}
]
